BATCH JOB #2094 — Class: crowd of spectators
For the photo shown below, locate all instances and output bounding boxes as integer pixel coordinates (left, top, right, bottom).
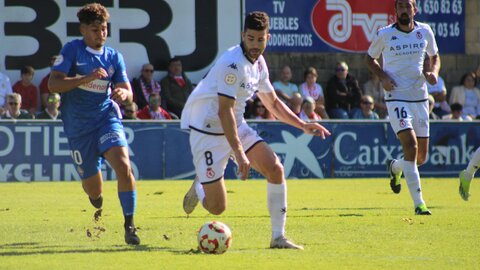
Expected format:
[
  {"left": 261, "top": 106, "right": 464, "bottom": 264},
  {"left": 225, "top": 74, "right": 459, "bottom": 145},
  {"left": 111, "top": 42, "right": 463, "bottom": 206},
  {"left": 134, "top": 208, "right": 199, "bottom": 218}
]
[{"left": 1, "top": 59, "right": 480, "bottom": 122}]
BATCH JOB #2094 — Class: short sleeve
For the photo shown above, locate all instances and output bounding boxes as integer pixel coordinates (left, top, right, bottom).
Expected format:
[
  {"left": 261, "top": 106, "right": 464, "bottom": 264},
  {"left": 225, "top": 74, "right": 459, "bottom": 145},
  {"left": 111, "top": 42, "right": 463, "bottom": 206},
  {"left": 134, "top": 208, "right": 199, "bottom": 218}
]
[
  {"left": 425, "top": 25, "right": 439, "bottom": 56},
  {"left": 257, "top": 57, "right": 274, "bottom": 94},
  {"left": 367, "top": 30, "right": 385, "bottom": 59},
  {"left": 112, "top": 51, "right": 129, "bottom": 85},
  {"left": 52, "top": 42, "right": 75, "bottom": 74},
  {"left": 216, "top": 60, "right": 240, "bottom": 99}
]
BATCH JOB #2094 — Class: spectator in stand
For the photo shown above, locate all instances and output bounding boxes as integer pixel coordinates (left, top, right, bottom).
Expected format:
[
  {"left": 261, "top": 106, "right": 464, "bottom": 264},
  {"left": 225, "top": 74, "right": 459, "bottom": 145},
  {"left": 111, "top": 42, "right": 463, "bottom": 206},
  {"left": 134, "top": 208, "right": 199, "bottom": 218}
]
[
  {"left": 137, "top": 93, "right": 173, "bottom": 120},
  {"left": 442, "top": 103, "right": 473, "bottom": 121},
  {"left": 160, "top": 57, "right": 193, "bottom": 117},
  {"left": 449, "top": 71, "right": 480, "bottom": 119},
  {"left": 427, "top": 75, "right": 450, "bottom": 118},
  {"left": 131, "top": 63, "right": 161, "bottom": 110},
  {"left": 272, "top": 65, "right": 298, "bottom": 103},
  {"left": 0, "top": 93, "right": 33, "bottom": 119},
  {"left": 299, "top": 96, "right": 321, "bottom": 121},
  {"left": 288, "top": 92, "right": 303, "bottom": 117},
  {"left": 36, "top": 92, "right": 61, "bottom": 120},
  {"left": 325, "top": 61, "right": 362, "bottom": 119},
  {"left": 250, "top": 97, "right": 275, "bottom": 120},
  {"left": 427, "top": 95, "right": 440, "bottom": 120},
  {"left": 39, "top": 56, "right": 58, "bottom": 110},
  {"left": 13, "top": 65, "right": 39, "bottom": 116},
  {"left": 351, "top": 95, "right": 379, "bottom": 119},
  {"left": 363, "top": 71, "right": 387, "bottom": 119},
  {"left": 476, "top": 64, "right": 480, "bottom": 89},
  {"left": 298, "top": 67, "right": 329, "bottom": 119},
  {"left": 122, "top": 102, "right": 138, "bottom": 120},
  {"left": 0, "top": 68, "right": 13, "bottom": 116}
]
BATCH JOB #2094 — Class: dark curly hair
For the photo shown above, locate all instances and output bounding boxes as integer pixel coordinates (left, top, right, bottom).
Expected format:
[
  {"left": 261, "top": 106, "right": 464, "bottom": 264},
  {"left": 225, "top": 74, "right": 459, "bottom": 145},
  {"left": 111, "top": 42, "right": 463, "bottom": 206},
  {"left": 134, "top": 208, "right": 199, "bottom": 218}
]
[
  {"left": 244, "top": 11, "right": 269, "bottom": 32},
  {"left": 77, "top": 3, "right": 109, "bottom": 25}
]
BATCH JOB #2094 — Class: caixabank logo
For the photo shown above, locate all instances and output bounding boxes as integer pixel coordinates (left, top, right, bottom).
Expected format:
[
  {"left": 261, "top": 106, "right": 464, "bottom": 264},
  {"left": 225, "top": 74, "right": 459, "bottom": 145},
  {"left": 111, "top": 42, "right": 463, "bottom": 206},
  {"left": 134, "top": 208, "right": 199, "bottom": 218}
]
[{"left": 312, "top": 0, "right": 395, "bottom": 52}]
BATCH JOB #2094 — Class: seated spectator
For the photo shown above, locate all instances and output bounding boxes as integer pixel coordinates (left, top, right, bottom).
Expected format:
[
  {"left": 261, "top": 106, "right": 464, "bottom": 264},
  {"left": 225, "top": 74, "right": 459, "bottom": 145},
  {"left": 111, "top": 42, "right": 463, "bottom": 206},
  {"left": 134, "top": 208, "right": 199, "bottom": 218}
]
[
  {"left": 288, "top": 92, "right": 303, "bottom": 117},
  {"left": 137, "top": 93, "right": 173, "bottom": 120},
  {"left": 351, "top": 95, "right": 379, "bottom": 119},
  {"left": 272, "top": 65, "right": 298, "bottom": 102},
  {"left": 0, "top": 69, "right": 13, "bottom": 116},
  {"left": 13, "top": 65, "right": 38, "bottom": 116},
  {"left": 131, "top": 63, "right": 161, "bottom": 110},
  {"left": 39, "top": 55, "right": 57, "bottom": 110},
  {"left": 449, "top": 72, "right": 480, "bottom": 119},
  {"left": 122, "top": 102, "right": 139, "bottom": 120},
  {"left": 299, "top": 96, "right": 321, "bottom": 121},
  {"left": 476, "top": 64, "right": 480, "bottom": 89},
  {"left": 363, "top": 71, "right": 387, "bottom": 118},
  {"left": 428, "top": 94, "right": 440, "bottom": 120},
  {"left": 299, "top": 67, "right": 329, "bottom": 119},
  {"left": 250, "top": 98, "right": 275, "bottom": 120},
  {"left": 160, "top": 57, "right": 193, "bottom": 117},
  {"left": 442, "top": 103, "right": 473, "bottom": 121},
  {"left": 1, "top": 93, "right": 33, "bottom": 119},
  {"left": 325, "top": 61, "right": 362, "bottom": 119},
  {"left": 36, "top": 93, "right": 61, "bottom": 120},
  {"left": 427, "top": 75, "right": 450, "bottom": 118}
]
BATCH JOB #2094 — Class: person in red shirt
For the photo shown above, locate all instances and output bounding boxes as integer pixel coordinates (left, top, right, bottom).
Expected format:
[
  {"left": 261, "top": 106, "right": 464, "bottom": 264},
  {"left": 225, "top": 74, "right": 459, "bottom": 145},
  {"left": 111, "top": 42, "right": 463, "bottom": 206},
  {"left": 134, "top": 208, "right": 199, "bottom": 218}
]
[
  {"left": 136, "top": 93, "right": 174, "bottom": 120},
  {"left": 13, "top": 65, "right": 38, "bottom": 115}
]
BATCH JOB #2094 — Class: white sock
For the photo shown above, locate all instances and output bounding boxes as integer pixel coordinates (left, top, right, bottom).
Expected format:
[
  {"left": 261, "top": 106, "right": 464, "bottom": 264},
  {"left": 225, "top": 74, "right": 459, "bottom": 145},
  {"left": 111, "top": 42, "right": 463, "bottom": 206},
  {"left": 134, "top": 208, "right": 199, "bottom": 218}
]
[
  {"left": 392, "top": 159, "right": 404, "bottom": 175},
  {"left": 465, "top": 147, "right": 480, "bottom": 181},
  {"left": 267, "top": 182, "right": 287, "bottom": 239},
  {"left": 195, "top": 180, "right": 205, "bottom": 202},
  {"left": 403, "top": 160, "right": 425, "bottom": 207}
]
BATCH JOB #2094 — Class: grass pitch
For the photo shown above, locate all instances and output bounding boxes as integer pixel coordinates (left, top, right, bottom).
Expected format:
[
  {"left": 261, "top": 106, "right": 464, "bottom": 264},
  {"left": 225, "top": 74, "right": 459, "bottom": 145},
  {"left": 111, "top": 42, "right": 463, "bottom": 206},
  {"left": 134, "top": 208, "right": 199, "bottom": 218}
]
[{"left": 0, "top": 179, "right": 479, "bottom": 270}]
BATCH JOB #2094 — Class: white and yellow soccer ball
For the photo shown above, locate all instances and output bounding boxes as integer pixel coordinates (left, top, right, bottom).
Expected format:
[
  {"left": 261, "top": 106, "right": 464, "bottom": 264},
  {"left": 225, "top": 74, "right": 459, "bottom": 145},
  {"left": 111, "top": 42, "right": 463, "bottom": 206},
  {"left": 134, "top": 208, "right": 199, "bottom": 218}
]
[{"left": 197, "top": 221, "right": 232, "bottom": 254}]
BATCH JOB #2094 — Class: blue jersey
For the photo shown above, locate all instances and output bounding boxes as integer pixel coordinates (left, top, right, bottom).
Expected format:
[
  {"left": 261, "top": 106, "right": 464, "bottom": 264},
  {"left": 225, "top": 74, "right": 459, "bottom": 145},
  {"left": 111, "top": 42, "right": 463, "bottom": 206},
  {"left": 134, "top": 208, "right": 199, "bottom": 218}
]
[{"left": 52, "top": 39, "right": 129, "bottom": 138}]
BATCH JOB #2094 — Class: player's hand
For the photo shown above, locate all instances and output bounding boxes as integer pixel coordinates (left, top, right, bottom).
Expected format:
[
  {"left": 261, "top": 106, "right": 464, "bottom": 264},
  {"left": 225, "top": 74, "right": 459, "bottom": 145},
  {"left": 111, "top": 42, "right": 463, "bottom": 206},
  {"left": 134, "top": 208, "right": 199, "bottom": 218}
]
[
  {"left": 381, "top": 76, "right": 397, "bottom": 91},
  {"left": 302, "top": 122, "right": 331, "bottom": 139},
  {"left": 111, "top": 87, "right": 129, "bottom": 103},
  {"left": 234, "top": 151, "right": 250, "bottom": 181},
  {"left": 87, "top": 68, "right": 108, "bottom": 82},
  {"left": 424, "top": 72, "right": 438, "bottom": 85}
]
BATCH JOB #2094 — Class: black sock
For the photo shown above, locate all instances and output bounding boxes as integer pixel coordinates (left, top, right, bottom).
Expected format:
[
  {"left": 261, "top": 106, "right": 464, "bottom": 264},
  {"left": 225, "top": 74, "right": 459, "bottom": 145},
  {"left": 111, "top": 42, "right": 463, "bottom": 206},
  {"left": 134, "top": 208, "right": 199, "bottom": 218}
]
[
  {"left": 89, "top": 195, "right": 103, "bottom": 209},
  {"left": 124, "top": 215, "right": 134, "bottom": 230}
]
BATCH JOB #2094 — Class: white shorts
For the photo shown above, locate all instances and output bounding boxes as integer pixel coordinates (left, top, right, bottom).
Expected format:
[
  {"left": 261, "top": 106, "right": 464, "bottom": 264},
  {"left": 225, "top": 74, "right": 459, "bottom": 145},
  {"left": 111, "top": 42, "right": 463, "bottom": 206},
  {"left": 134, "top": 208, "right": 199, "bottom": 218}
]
[
  {"left": 386, "top": 100, "right": 429, "bottom": 137},
  {"left": 189, "top": 122, "right": 263, "bottom": 184}
]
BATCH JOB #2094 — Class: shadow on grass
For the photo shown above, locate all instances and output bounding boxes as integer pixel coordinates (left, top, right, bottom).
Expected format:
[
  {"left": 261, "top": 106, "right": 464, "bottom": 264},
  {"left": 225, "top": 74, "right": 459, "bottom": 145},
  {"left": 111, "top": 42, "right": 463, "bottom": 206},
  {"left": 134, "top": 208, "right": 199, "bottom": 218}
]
[{"left": 0, "top": 242, "right": 192, "bottom": 256}]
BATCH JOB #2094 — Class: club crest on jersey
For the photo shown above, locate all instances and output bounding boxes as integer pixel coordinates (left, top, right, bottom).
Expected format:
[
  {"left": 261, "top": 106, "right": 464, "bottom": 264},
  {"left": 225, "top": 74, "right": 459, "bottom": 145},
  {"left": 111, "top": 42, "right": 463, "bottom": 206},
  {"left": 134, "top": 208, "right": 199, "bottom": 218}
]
[
  {"left": 54, "top": 55, "right": 64, "bottom": 66},
  {"left": 399, "top": 119, "right": 406, "bottom": 128},
  {"left": 77, "top": 166, "right": 84, "bottom": 177},
  {"left": 416, "top": 31, "right": 423, "bottom": 39},
  {"left": 206, "top": 167, "right": 215, "bottom": 179},
  {"left": 108, "top": 66, "right": 115, "bottom": 77},
  {"left": 225, "top": 73, "right": 236, "bottom": 85}
]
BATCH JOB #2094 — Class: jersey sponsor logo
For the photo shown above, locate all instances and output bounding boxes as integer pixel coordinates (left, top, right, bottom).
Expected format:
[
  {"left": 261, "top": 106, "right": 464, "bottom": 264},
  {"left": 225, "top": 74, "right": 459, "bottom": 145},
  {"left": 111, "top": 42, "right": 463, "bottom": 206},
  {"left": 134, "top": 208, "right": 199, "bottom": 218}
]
[
  {"left": 206, "top": 167, "right": 215, "bottom": 178},
  {"left": 224, "top": 73, "right": 237, "bottom": 85},
  {"left": 311, "top": 0, "right": 394, "bottom": 52},
  {"left": 78, "top": 78, "right": 110, "bottom": 93},
  {"left": 391, "top": 36, "right": 398, "bottom": 40}
]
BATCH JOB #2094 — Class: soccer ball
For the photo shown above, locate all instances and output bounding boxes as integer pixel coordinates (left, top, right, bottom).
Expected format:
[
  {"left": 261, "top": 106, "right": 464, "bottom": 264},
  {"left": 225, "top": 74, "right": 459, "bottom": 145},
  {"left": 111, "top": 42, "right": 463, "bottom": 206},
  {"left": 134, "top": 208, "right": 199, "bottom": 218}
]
[{"left": 197, "top": 221, "right": 232, "bottom": 254}]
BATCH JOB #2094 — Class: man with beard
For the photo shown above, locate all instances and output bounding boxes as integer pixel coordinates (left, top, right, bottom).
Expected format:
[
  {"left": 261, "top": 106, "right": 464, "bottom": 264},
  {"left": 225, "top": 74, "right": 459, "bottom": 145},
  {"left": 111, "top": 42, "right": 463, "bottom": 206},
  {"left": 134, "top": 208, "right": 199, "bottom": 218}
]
[
  {"left": 181, "top": 11, "right": 330, "bottom": 249},
  {"left": 366, "top": 0, "right": 440, "bottom": 215}
]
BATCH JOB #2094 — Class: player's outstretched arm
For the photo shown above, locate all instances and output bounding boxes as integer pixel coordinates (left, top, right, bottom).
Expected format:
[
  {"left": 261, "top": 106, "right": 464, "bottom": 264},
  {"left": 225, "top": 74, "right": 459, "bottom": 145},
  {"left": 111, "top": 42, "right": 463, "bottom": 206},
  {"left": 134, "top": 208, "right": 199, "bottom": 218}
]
[
  {"left": 48, "top": 68, "right": 108, "bottom": 93},
  {"left": 257, "top": 91, "right": 330, "bottom": 139}
]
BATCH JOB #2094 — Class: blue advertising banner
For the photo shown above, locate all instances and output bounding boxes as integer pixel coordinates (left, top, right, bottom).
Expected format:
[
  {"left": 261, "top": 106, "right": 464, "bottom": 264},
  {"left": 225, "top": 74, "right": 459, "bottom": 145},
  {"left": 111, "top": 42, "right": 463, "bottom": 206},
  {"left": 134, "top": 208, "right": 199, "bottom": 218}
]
[
  {"left": 245, "top": 0, "right": 465, "bottom": 53},
  {"left": 0, "top": 120, "right": 478, "bottom": 182}
]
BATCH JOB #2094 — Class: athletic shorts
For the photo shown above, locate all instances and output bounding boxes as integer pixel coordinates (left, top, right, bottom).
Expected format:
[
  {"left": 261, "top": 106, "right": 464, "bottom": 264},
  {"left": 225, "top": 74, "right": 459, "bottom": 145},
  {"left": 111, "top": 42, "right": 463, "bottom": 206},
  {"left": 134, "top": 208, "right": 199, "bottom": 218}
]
[
  {"left": 67, "top": 119, "right": 128, "bottom": 179},
  {"left": 190, "top": 122, "right": 263, "bottom": 184},
  {"left": 386, "top": 100, "right": 429, "bottom": 137}
]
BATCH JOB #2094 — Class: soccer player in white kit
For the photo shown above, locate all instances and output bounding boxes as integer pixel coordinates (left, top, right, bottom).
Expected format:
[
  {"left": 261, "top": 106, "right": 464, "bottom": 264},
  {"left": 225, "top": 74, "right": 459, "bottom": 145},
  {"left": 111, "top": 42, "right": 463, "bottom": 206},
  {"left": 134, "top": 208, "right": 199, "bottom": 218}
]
[
  {"left": 181, "top": 11, "right": 330, "bottom": 249},
  {"left": 366, "top": 0, "right": 440, "bottom": 215}
]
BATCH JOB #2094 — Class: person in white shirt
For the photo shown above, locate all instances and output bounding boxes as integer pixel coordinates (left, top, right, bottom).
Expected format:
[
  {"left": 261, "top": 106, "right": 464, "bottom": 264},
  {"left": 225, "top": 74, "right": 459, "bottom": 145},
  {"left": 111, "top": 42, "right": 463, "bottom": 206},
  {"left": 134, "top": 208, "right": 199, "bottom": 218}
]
[
  {"left": 181, "top": 11, "right": 330, "bottom": 250},
  {"left": 366, "top": 0, "right": 440, "bottom": 215},
  {"left": 0, "top": 70, "right": 13, "bottom": 115}
]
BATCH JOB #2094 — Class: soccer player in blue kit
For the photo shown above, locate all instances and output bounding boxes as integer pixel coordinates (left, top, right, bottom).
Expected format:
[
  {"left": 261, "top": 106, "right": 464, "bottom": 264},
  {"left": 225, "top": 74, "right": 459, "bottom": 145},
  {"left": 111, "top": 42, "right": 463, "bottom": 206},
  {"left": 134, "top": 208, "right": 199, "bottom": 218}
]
[{"left": 48, "top": 3, "right": 140, "bottom": 245}]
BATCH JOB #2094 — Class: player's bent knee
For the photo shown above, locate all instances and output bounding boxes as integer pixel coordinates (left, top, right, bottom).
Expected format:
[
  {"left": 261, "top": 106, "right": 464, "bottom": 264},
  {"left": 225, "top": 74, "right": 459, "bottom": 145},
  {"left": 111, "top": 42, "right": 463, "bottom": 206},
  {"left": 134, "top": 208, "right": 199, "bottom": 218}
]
[{"left": 207, "top": 204, "right": 226, "bottom": 215}]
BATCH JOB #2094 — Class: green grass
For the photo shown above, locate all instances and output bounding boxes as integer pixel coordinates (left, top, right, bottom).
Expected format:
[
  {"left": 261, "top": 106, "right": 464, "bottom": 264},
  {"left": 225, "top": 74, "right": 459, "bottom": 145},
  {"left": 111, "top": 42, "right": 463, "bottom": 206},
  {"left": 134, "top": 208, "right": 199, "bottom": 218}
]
[{"left": 0, "top": 179, "right": 479, "bottom": 270}]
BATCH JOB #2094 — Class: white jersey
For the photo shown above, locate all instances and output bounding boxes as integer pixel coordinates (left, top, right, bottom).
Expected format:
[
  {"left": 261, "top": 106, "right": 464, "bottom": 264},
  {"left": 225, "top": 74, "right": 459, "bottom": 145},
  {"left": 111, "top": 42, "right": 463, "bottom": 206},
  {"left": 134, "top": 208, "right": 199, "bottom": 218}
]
[
  {"left": 181, "top": 44, "right": 274, "bottom": 134},
  {"left": 368, "top": 22, "right": 438, "bottom": 102}
]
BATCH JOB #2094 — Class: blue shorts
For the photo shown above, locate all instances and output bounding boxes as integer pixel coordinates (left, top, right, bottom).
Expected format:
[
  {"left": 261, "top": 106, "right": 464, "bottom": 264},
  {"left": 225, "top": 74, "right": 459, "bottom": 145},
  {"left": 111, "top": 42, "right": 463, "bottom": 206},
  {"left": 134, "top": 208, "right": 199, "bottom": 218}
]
[{"left": 67, "top": 119, "right": 128, "bottom": 179}]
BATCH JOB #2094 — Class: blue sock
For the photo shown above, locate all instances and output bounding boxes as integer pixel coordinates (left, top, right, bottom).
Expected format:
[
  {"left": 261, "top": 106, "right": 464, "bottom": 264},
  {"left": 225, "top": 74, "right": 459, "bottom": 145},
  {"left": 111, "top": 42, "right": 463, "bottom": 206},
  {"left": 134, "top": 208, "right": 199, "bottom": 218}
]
[{"left": 118, "top": 190, "right": 136, "bottom": 216}]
